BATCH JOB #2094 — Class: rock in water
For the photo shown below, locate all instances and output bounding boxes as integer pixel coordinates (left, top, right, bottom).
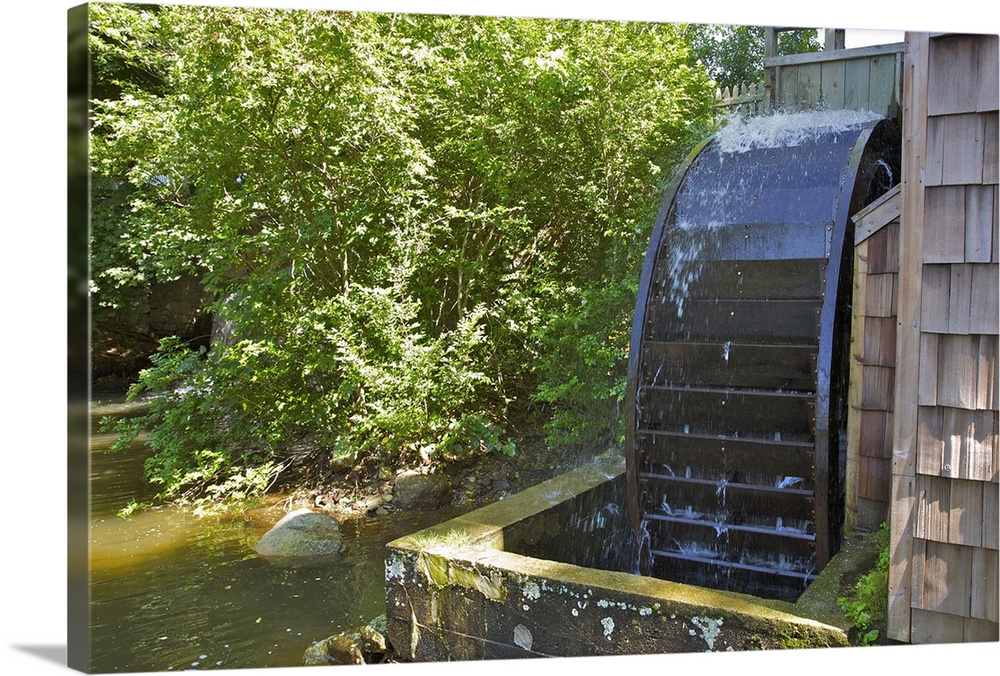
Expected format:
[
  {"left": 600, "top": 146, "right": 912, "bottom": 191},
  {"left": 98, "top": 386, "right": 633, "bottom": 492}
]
[
  {"left": 302, "top": 616, "right": 390, "bottom": 666},
  {"left": 303, "top": 635, "right": 364, "bottom": 666},
  {"left": 253, "top": 508, "right": 347, "bottom": 564},
  {"left": 392, "top": 470, "right": 452, "bottom": 510}
]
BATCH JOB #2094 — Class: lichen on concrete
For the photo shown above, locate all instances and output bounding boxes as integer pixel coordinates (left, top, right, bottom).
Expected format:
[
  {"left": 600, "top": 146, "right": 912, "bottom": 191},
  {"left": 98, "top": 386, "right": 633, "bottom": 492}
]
[{"left": 690, "top": 616, "right": 724, "bottom": 650}]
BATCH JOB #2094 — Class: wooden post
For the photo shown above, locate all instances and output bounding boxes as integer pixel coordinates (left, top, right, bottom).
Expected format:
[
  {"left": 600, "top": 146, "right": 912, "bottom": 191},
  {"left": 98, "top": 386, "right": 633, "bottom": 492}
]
[
  {"left": 764, "top": 28, "right": 779, "bottom": 112},
  {"left": 889, "top": 31, "right": 931, "bottom": 645},
  {"left": 824, "top": 29, "right": 846, "bottom": 51}
]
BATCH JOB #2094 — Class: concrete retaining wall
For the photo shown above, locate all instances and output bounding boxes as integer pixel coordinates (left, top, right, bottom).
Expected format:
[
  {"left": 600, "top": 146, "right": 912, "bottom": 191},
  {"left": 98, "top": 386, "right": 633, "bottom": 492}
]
[{"left": 385, "top": 454, "right": 849, "bottom": 660}]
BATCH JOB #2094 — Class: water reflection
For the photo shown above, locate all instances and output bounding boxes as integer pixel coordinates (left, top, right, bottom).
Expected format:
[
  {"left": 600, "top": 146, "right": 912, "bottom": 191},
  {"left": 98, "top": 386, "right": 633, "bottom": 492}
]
[{"left": 88, "top": 399, "right": 463, "bottom": 672}]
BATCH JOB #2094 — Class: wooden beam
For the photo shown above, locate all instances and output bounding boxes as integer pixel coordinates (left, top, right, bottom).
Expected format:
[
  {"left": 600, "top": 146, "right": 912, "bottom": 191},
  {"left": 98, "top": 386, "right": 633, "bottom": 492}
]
[
  {"left": 824, "top": 29, "right": 846, "bottom": 52},
  {"left": 854, "top": 184, "right": 902, "bottom": 245},
  {"left": 889, "top": 30, "right": 931, "bottom": 644},
  {"left": 889, "top": 473, "right": 917, "bottom": 640},
  {"left": 845, "top": 240, "right": 869, "bottom": 536},
  {"left": 764, "top": 42, "right": 905, "bottom": 68}
]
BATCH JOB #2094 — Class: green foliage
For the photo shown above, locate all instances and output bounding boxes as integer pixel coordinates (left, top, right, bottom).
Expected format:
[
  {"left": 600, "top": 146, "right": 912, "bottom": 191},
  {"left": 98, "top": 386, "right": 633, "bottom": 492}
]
[
  {"left": 533, "top": 278, "right": 637, "bottom": 444},
  {"left": 837, "top": 523, "right": 890, "bottom": 645},
  {"left": 90, "top": 4, "right": 716, "bottom": 504},
  {"left": 685, "top": 25, "right": 820, "bottom": 91}
]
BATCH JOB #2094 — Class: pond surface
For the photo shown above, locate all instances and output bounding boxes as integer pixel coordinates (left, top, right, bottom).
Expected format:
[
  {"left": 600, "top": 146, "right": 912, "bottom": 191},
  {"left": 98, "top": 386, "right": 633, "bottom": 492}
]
[{"left": 88, "top": 397, "right": 464, "bottom": 672}]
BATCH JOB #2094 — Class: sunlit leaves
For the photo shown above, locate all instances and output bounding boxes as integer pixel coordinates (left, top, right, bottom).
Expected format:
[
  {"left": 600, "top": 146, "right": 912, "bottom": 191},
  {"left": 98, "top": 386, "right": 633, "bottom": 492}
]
[{"left": 91, "top": 5, "right": 717, "bottom": 502}]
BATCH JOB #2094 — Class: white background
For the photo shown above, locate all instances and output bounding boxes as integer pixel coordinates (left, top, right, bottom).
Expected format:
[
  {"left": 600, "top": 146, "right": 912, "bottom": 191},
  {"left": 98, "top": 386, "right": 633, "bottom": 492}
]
[{"left": 3, "top": 1, "right": 997, "bottom": 675}]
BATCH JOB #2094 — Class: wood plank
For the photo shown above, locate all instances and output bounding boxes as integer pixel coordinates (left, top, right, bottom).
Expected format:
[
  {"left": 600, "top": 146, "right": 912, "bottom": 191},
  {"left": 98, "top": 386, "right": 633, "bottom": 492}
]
[
  {"left": 916, "top": 474, "right": 952, "bottom": 542},
  {"left": 994, "top": 411, "right": 999, "bottom": 485},
  {"left": 886, "top": 222, "right": 900, "bottom": 273},
  {"left": 862, "top": 317, "right": 885, "bottom": 365},
  {"left": 928, "top": 34, "right": 980, "bottom": 116},
  {"left": 919, "top": 333, "right": 940, "bottom": 406},
  {"left": 778, "top": 64, "right": 797, "bottom": 110},
  {"left": 844, "top": 56, "right": 871, "bottom": 112},
  {"left": 867, "top": 457, "right": 891, "bottom": 502},
  {"left": 638, "top": 341, "right": 817, "bottom": 391},
  {"left": 637, "top": 431, "right": 816, "bottom": 480},
  {"left": 845, "top": 440, "right": 861, "bottom": 534},
  {"left": 643, "top": 299, "right": 821, "bottom": 345},
  {"left": 949, "top": 479, "right": 984, "bottom": 547},
  {"left": 888, "top": 473, "right": 916, "bottom": 641},
  {"left": 865, "top": 225, "right": 888, "bottom": 272},
  {"left": 890, "top": 35, "right": 930, "bottom": 642},
  {"left": 795, "top": 62, "right": 822, "bottom": 110},
  {"left": 983, "top": 484, "right": 999, "bottom": 549},
  {"left": 819, "top": 59, "right": 845, "bottom": 110},
  {"left": 880, "top": 316, "right": 898, "bottom": 368},
  {"left": 948, "top": 264, "right": 973, "bottom": 335},
  {"left": 971, "top": 547, "right": 999, "bottom": 621},
  {"left": 910, "top": 537, "right": 927, "bottom": 610},
  {"left": 884, "top": 410, "right": 896, "bottom": 459},
  {"left": 910, "top": 608, "right": 967, "bottom": 643},
  {"left": 977, "top": 35, "right": 1000, "bottom": 113},
  {"left": 917, "top": 406, "right": 944, "bottom": 475},
  {"left": 764, "top": 42, "right": 905, "bottom": 68},
  {"left": 923, "top": 407, "right": 997, "bottom": 483},
  {"left": 921, "top": 264, "right": 951, "bottom": 334},
  {"left": 921, "top": 539, "right": 973, "bottom": 616},
  {"left": 966, "top": 186, "right": 995, "bottom": 263},
  {"left": 924, "top": 186, "right": 967, "bottom": 263},
  {"left": 970, "top": 264, "right": 1000, "bottom": 336},
  {"left": 968, "top": 410, "right": 997, "bottom": 484},
  {"left": 636, "top": 386, "right": 815, "bottom": 439},
  {"left": 866, "top": 273, "right": 896, "bottom": 317},
  {"left": 868, "top": 54, "right": 897, "bottom": 119},
  {"left": 942, "top": 407, "right": 966, "bottom": 479},
  {"left": 846, "top": 244, "right": 867, "bottom": 537},
  {"left": 964, "top": 616, "right": 1000, "bottom": 642},
  {"left": 938, "top": 334, "right": 980, "bottom": 409},
  {"left": 924, "top": 115, "right": 945, "bottom": 187},
  {"left": 994, "top": 186, "right": 1000, "bottom": 263},
  {"left": 862, "top": 366, "right": 895, "bottom": 411},
  {"left": 854, "top": 185, "right": 901, "bottom": 246},
  {"left": 976, "top": 334, "right": 998, "bottom": 410},
  {"left": 984, "top": 114, "right": 998, "bottom": 184},
  {"left": 650, "top": 257, "right": 827, "bottom": 301},
  {"left": 860, "top": 410, "right": 888, "bottom": 458},
  {"left": 942, "top": 114, "right": 987, "bottom": 185}
]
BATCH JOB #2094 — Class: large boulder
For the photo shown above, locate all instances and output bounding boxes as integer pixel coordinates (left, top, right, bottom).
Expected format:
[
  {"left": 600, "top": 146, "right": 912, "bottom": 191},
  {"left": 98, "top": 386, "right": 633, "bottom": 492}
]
[
  {"left": 253, "top": 508, "right": 347, "bottom": 564},
  {"left": 392, "top": 470, "right": 452, "bottom": 510}
]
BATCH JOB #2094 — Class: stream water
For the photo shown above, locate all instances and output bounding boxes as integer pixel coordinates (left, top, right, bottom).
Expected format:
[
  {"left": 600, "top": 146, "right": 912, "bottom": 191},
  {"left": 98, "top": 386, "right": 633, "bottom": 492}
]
[{"left": 87, "top": 396, "right": 464, "bottom": 673}]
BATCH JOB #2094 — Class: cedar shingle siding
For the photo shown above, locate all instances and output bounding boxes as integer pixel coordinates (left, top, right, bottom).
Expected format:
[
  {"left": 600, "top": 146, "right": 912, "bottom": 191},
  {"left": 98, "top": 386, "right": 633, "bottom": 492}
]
[{"left": 888, "top": 32, "right": 999, "bottom": 644}]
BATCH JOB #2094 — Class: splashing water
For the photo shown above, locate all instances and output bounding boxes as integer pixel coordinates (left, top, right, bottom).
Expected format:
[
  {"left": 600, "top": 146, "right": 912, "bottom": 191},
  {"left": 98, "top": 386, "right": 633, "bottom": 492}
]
[
  {"left": 713, "top": 109, "right": 884, "bottom": 154},
  {"left": 775, "top": 475, "right": 804, "bottom": 489},
  {"left": 663, "top": 219, "right": 725, "bottom": 318},
  {"left": 875, "top": 158, "right": 895, "bottom": 185}
]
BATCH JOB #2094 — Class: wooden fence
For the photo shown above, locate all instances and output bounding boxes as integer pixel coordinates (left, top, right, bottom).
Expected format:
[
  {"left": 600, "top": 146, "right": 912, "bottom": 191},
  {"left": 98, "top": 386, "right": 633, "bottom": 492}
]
[
  {"left": 715, "top": 40, "right": 906, "bottom": 120},
  {"left": 714, "top": 82, "right": 765, "bottom": 116}
]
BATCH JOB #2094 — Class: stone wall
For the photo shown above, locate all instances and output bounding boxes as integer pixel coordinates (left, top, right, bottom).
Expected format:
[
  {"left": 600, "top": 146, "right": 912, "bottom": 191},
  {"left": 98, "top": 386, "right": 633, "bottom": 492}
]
[{"left": 92, "top": 274, "right": 213, "bottom": 384}]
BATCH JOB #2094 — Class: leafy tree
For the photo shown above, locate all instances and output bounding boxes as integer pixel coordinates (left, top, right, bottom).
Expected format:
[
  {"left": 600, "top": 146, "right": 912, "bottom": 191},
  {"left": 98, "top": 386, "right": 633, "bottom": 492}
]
[
  {"left": 685, "top": 24, "right": 820, "bottom": 91},
  {"left": 91, "top": 4, "right": 716, "bottom": 506}
]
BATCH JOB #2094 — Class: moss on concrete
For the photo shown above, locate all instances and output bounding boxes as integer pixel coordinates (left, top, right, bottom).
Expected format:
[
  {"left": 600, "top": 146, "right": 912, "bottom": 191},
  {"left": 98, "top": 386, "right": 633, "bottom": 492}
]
[{"left": 386, "top": 454, "right": 852, "bottom": 659}]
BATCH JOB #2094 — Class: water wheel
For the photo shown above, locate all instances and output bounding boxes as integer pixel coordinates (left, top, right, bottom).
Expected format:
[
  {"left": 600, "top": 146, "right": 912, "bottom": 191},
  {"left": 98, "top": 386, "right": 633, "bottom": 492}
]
[{"left": 625, "top": 111, "right": 900, "bottom": 601}]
